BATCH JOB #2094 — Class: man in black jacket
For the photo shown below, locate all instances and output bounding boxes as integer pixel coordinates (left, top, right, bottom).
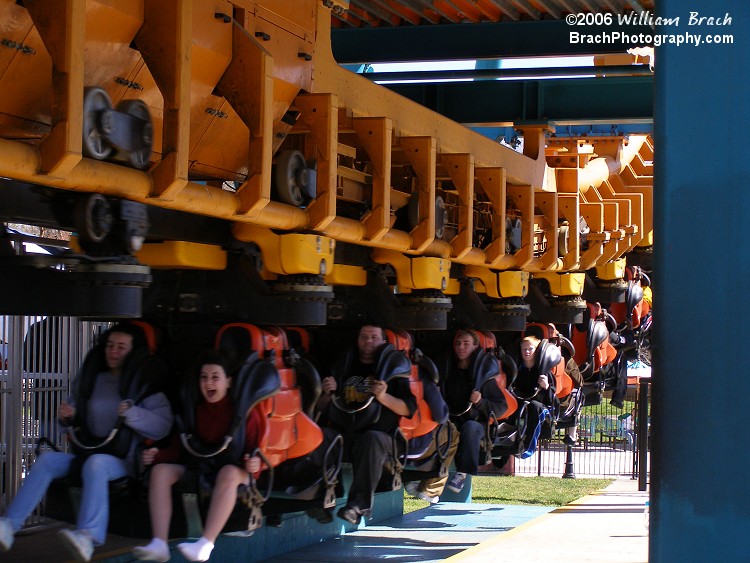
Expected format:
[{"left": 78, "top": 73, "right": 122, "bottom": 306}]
[
  {"left": 319, "top": 324, "right": 416, "bottom": 525},
  {"left": 442, "top": 330, "right": 507, "bottom": 494}
]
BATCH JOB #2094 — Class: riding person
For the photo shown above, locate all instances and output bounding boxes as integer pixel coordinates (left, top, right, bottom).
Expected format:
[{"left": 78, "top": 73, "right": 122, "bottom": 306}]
[
  {"left": 0, "top": 323, "right": 173, "bottom": 562},
  {"left": 319, "top": 323, "right": 416, "bottom": 525},
  {"left": 441, "top": 329, "right": 507, "bottom": 494},
  {"left": 133, "top": 349, "right": 263, "bottom": 562}
]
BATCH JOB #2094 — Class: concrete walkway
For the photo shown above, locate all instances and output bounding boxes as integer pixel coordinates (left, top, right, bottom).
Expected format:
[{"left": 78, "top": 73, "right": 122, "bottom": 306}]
[
  {"left": 448, "top": 477, "right": 650, "bottom": 563},
  {"left": 0, "top": 477, "right": 649, "bottom": 562}
]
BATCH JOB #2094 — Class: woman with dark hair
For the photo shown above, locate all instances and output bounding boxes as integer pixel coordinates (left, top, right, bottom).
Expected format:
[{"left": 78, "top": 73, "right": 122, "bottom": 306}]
[
  {"left": 132, "top": 349, "right": 263, "bottom": 562},
  {"left": 0, "top": 323, "right": 173, "bottom": 562}
]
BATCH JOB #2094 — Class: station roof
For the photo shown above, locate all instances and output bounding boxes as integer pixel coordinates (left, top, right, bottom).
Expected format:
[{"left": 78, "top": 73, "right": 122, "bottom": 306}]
[
  {"left": 330, "top": 0, "right": 656, "bottom": 135},
  {"left": 332, "top": 0, "right": 656, "bottom": 29}
]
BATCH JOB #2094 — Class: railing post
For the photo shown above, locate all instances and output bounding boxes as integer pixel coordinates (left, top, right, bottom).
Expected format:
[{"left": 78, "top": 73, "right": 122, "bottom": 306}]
[
  {"left": 562, "top": 443, "right": 576, "bottom": 479},
  {"left": 637, "top": 377, "right": 650, "bottom": 491}
]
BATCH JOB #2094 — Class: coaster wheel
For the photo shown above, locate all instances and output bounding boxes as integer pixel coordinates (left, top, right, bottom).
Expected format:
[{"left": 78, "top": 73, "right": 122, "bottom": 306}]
[
  {"left": 82, "top": 87, "right": 115, "bottom": 160},
  {"left": 75, "top": 194, "right": 113, "bottom": 246},
  {"left": 274, "top": 150, "right": 309, "bottom": 206},
  {"left": 116, "top": 99, "right": 153, "bottom": 169},
  {"left": 407, "top": 194, "right": 446, "bottom": 240}
]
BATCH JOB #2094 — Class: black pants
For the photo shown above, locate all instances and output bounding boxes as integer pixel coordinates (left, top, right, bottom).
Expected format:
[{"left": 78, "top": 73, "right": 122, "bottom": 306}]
[
  {"left": 347, "top": 430, "right": 393, "bottom": 512},
  {"left": 454, "top": 420, "right": 484, "bottom": 475}
]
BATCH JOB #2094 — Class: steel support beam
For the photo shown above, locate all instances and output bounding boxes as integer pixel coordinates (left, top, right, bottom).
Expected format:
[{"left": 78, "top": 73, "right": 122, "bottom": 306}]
[
  {"left": 332, "top": 19, "right": 656, "bottom": 63},
  {"left": 383, "top": 76, "right": 653, "bottom": 126},
  {"left": 651, "top": 0, "right": 750, "bottom": 560}
]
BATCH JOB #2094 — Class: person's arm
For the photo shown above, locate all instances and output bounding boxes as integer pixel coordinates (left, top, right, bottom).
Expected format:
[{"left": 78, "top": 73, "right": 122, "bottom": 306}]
[
  {"left": 242, "top": 407, "right": 264, "bottom": 475},
  {"left": 315, "top": 375, "right": 337, "bottom": 413},
  {"left": 148, "top": 432, "right": 182, "bottom": 464},
  {"left": 372, "top": 378, "right": 417, "bottom": 417},
  {"left": 121, "top": 392, "right": 174, "bottom": 441},
  {"left": 473, "top": 379, "right": 508, "bottom": 420}
]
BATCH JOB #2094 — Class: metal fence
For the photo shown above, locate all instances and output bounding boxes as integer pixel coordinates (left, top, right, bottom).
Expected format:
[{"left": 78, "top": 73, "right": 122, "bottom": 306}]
[
  {"left": 0, "top": 315, "right": 106, "bottom": 513},
  {"left": 485, "top": 381, "right": 651, "bottom": 483}
]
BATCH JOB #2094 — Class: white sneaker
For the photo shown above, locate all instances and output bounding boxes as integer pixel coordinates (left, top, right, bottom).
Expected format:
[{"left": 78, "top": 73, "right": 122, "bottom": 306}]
[
  {"left": 177, "top": 537, "right": 215, "bottom": 562},
  {"left": 415, "top": 491, "right": 439, "bottom": 504},
  {"left": 132, "top": 538, "right": 170, "bottom": 562},
  {"left": 404, "top": 481, "right": 419, "bottom": 497},
  {"left": 405, "top": 482, "right": 438, "bottom": 504},
  {"left": 0, "top": 517, "right": 15, "bottom": 552},
  {"left": 58, "top": 529, "right": 94, "bottom": 562}
]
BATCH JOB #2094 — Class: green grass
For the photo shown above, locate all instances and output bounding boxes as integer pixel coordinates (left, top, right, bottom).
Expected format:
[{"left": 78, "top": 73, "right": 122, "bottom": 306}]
[{"left": 403, "top": 475, "right": 613, "bottom": 514}]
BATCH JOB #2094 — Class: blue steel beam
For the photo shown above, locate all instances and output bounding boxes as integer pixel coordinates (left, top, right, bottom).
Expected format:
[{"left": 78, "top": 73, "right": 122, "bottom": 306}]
[
  {"left": 652, "top": 0, "right": 750, "bottom": 561},
  {"left": 332, "top": 19, "right": 657, "bottom": 63},
  {"left": 362, "top": 65, "right": 652, "bottom": 82},
  {"left": 381, "top": 76, "right": 653, "bottom": 127}
]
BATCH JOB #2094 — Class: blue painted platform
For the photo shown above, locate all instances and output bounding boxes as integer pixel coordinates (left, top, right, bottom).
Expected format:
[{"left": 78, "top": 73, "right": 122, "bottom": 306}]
[{"left": 261, "top": 503, "right": 554, "bottom": 562}]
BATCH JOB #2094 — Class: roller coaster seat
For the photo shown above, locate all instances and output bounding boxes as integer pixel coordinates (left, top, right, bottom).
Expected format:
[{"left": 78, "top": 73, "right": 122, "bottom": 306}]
[
  {"left": 213, "top": 323, "right": 324, "bottom": 468},
  {"left": 572, "top": 302, "right": 617, "bottom": 375},
  {"left": 326, "top": 335, "right": 414, "bottom": 495},
  {"left": 609, "top": 279, "right": 645, "bottom": 329},
  {"left": 523, "top": 323, "right": 574, "bottom": 400},
  {"left": 473, "top": 330, "right": 518, "bottom": 421},
  {"left": 216, "top": 324, "right": 343, "bottom": 518},
  {"left": 67, "top": 320, "right": 169, "bottom": 460},
  {"left": 492, "top": 325, "right": 566, "bottom": 459},
  {"left": 384, "top": 330, "right": 452, "bottom": 480},
  {"left": 444, "top": 332, "right": 512, "bottom": 466},
  {"left": 384, "top": 330, "right": 441, "bottom": 444}
]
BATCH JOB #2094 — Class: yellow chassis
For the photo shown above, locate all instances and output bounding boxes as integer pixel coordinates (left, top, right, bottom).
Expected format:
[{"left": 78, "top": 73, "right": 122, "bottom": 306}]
[{"left": 0, "top": 0, "right": 652, "bottom": 300}]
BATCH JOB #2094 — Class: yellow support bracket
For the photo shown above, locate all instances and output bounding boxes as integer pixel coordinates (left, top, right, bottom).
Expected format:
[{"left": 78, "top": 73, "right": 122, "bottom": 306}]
[
  {"left": 217, "top": 21, "right": 274, "bottom": 216},
  {"left": 136, "top": 0, "right": 192, "bottom": 200},
  {"left": 296, "top": 93, "right": 339, "bottom": 231},
  {"left": 444, "top": 277, "right": 461, "bottom": 295},
  {"left": 136, "top": 241, "right": 227, "bottom": 270},
  {"left": 354, "top": 116, "right": 392, "bottom": 242},
  {"left": 371, "top": 248, "right": 448, "bottom": 291},
  {"left": 26, "top": 0, "right": 86, "bottom": 177},
  {"left": 533, "top": 272, "right": 585, "bottom": 297},
  {"left": 464, "top": 266, "right": 529, "bottom": 299},
  {"left": 325, "top": 263, "right": 367, "bottom": 287},
  {"left": 233, "top": 225, "right": 334, "bottom": 276},
  {"left": 596, "top": 258, "right": 627, "bottom": 281},
  {"left": 400, "top": 136, "right": 437, "bottom": 253},
  {"left": 441, "top": 153, "right": 474, "bottom": 260}
]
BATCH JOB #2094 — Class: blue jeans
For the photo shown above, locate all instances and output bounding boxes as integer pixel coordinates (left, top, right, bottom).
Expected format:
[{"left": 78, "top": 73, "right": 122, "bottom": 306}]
[
  {"left": 6, "top": 451, "right": 128, "bottom": 544},
  {"left": 454, "top": 420, "right": 485, "bottom": 475}
]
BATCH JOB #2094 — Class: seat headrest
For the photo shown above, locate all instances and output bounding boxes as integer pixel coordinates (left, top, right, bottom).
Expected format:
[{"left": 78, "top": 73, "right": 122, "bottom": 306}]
[
  {"left": 414, "top": 350, "right": 440, "bottom": 385},
  {"left": 127, "top": 320, "right": 158, "bottom": 355},
  {"left": 376, "top": 344, "right": 412, "bottom": 381},
  {"left": 625, "top": 281, "right": 644, "bottom": 316},
  {"left": 587, "top": 321, "right": 609, "bottom": 353},
  {"left": 474, "top": 349, "right": 501, "bottom": 389},
  {"left": 215, "top": 323, "right": 265, "bottom": 363},
  {"left": 215, "top": 323, "right": 288, "bottom": 368},
  {"left": 234, "top": 353, "right": 281, "bottom": 410},
  {"left": 524, "top": 322, "right": 557, "bottom": 341},
  {"left": 385, "top": 329, "right": 413, "bottom": 353},
  {"left": 536, "top": 340, "right": 562, "bottom": 374},
  {"left": 476, "top": 330, "right": 497, "bottom": 351}
]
